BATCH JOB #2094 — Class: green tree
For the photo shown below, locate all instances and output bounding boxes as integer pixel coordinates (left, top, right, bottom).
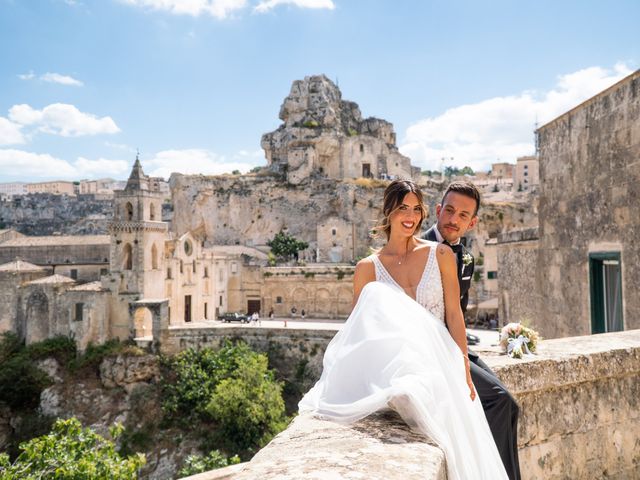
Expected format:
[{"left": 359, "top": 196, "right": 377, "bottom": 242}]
[
  {"left": 205, "top": 349, "right": 287, "bottom": 456},
  {"left": 267, "top": 231, "right": 308, "bottom": 261},
  {"left": 0, "top": 418, "right": 145, "bottom": 480},
  {"left": 178, "top": 450, "right": 240, "bottom": 478}
]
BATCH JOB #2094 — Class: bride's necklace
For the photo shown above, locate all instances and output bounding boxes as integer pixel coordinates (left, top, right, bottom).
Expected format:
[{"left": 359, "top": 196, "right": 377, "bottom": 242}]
[{"left": 384, "top": 246, "right": 411, "bottom": 265}]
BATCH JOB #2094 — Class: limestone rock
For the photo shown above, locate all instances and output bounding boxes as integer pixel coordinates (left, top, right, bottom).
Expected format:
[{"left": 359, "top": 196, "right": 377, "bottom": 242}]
[
  {"left": 36, "top": 358, "right": 63, "bottom": 383},
  {"left": 39, "top": 386, "right": 63, "bottom": 417},
  {"left": 261, "top": 74, "right": 418, "bottom": 184},
  {"left": 99, "top": 354, "right": 160, "bottom": 389}
]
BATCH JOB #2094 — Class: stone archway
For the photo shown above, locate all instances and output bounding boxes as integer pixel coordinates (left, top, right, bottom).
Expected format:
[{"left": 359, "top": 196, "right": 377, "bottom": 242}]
[
  {"left": 337, "top": 287, "right": 352, "bottom": 317},
  {"left": 292, "top": 287, "right": 309, "bottom": 314},
  {"left": 129, "top": 299, "right": 169, "bottom": 352},
  {"left": 25, "top": 289, "right": 49, "bottom": 344},
  {"left": 314, "top": 288, "right": 332, "bottom": 317},
  {"left": 133, "top": 307, "right": 153, "bottom": 339}
]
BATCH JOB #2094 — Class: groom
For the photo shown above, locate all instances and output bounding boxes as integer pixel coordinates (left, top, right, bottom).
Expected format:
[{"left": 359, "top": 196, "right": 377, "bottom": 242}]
[{"left": 423, "top": 181, "right": 521, "bottom": 480}]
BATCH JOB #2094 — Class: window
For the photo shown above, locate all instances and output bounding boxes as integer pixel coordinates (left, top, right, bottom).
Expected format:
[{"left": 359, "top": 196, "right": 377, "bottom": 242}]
[
  {"left": 167, "top": 267, "right": 172, "bottom": 279},
  {"left": 125, "top": 202, "right": 133, "bottom": 221},
  {"left": 204, "top": 266, "right": 209, "bottom": 277},
  {"left": 589, "top": 252, "right": 624, "bottom": 333},
  {"left": 231, "top": 262, "right": 237, "bottom": 274},
  {"left": 180, "top": 260, "right": 183, "bottom": 274},
  {"left": 276, "top": 296, "right": 283, "bottom": 304},
  {"left": 192, "top": 262, "right": 196, "bottom": 273},
  {"left": 359, "top": 144, "right": 364, "bottom": 153},
  {"left": 487, "top": 271, "right": 498, "bottom": 279},
  {"left": 151, "top": 244, "right": 158, "bottom": 270},
  {"left": 123, "top": 243, "right": 133, "bottom": 270},
  {"left": 70, "top": 269, "right": 78, "bottom": 280},
  {"left": 219, "top": 295, "right": 223, "bottom": 307},
  {"left": 524, "top": 165, "right": 528, "bottom": 169},
  {"left": 524, "top": 171, "right": 528, "bottom": 176},
  {"left": 74, "top": 303, "right": 83, "bottom": 322},
  {"left": 100, "top": 268, "right": 108, "bottom": 276},
  {"left": 184, "top": 240, "right": 193, "bottom": 256},
  {"left": 524, "top": 179, "right": 528, "bottom": 183},
  {"left": 150, "top": 202, "right": 156, "bottom": 221},
  {"left": 332, "top": 228, "right": 337, "bottom": 236},
  {"left": 204, "top": 302, "right": 208, "bottom": 319}
]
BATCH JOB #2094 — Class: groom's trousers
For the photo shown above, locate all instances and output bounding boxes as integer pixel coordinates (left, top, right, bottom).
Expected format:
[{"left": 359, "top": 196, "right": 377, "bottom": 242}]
[{"left": 469, "top": 352, "right": 521, "bottom": 480}]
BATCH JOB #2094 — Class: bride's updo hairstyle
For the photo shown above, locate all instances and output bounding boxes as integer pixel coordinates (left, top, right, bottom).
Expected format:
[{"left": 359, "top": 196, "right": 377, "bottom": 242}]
[{"left": 372, "top": 179, "right": 428, "bottom": 240}]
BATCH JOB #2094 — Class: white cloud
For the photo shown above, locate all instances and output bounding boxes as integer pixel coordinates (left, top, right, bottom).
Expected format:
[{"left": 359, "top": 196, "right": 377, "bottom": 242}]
[
  {"left": 17, "top": 71, "right": 84, "bottom": 86},
  {"left": 41, "top": 72, "right": 84, "bottom": 86},
  {"left": 119, "top": 0, "right": 248, "bottom": 19},
  {"left": 75, "top": 156, "right": 131, "bottom": 178},
  {"left": 254, "top": 0, "right": 334, "bottom": 13},
  {"left": 400, "top": 63, "right": 634, "bottom": 172},
  {"left": 8, "top": 103, "right": 120, "bottom": 137},
  {"left": 146, "top": 148, "right": 258, "bottom": 178},
  {"left": 0, "top": 118, "right": 25, "bottom": 145},
  {"left": 0, "top": 149, "right": 77, "bottom": 178}
]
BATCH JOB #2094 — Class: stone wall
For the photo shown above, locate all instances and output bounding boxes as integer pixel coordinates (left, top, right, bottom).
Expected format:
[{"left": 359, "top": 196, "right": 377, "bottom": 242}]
[
  {"left": 534, "top": 70, "right": 640, "bottom": 337},
  {"left": 497, "top": 228, "right": 543, "bottom": 328},
  {"left": 190, "top": 329, "right": 640, "bottom": 480},
  {"left": 262, "top": 265, "right": 354, "bottom": 318}
]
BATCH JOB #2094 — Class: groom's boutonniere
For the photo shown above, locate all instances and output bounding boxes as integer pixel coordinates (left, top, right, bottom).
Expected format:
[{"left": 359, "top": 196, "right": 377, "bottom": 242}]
[{"left": 462, "top": 252, "right": 473, "bottom": 267}]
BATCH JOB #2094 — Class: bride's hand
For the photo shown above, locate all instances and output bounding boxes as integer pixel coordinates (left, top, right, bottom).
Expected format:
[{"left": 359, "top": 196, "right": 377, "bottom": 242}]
[
  {"left": 464, "top": 357, "right": 476, "bottom": 401},
  {"left": 467, "top": 374, "right": 476, "bottom": 401}
]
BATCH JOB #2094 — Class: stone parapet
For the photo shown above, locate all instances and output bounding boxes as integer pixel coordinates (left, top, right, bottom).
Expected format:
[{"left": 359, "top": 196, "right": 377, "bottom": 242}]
[{"left": 187, "top": 329, "right": 640, "bottom": 480}]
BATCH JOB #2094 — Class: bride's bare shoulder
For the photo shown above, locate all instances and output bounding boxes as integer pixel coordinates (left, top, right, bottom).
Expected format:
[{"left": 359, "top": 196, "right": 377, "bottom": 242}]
[{"left": 355, "top": 256, "right": 376, "bottom": 278}]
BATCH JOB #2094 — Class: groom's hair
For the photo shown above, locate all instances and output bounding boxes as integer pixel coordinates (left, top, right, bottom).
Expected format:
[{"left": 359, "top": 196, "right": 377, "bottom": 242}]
[
  {"left": 442, "top": 181, "right": 481, "bottom": 216},
  {"left": 372, "top": 179, "right": 427, "bottom": 240}
]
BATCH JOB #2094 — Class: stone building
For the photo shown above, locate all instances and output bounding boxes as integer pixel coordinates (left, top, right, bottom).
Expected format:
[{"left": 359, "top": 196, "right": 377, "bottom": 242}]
[
  {"left": 498, "top": 69, "right": 640, "bottom": 338},
  {"left": 513, "top": 155, "right": 539, "bottom": 192},
  {"left": 26, "top": 180, "right": 76, "bottom": 196},
  {"left": 261, "top": 75, "right": 419, "bottom": 185}
]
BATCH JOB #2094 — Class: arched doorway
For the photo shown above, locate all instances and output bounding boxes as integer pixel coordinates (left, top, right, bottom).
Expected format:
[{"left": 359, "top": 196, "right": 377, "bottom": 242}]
[
  {"left": 314, "top": 288, "right": 331, "bottom": 317},
  {"left": 337, "top": 287, "right": 352, "bottom": 317},
  {"left": 132, "top": 307, "right": 153, "bottom": 339}
]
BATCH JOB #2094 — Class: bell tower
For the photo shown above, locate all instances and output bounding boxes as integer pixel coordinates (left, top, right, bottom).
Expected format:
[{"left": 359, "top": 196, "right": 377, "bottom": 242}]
[{"left": 108, "top": 155, "right": 167, "bottom": 298}]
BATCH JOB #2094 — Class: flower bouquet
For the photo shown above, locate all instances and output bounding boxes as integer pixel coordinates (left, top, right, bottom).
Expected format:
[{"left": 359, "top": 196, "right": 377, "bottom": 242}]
[{"left": 499, "top": 322, "right": 541, "bottom": 359}]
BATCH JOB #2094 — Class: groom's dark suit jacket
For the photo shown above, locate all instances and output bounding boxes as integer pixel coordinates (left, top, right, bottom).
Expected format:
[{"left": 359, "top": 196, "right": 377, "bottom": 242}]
[{"left": 423, "top": 225, "right": 474, "bottom": 314}]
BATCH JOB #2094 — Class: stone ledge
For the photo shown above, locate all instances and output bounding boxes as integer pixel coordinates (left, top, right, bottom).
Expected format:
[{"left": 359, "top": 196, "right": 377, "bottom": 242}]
[
  {"left": 185, "top": 330, "right": 640, "bottom": 480},
  {"left": 497, "top": 227, "right": 539, "bottom": 244},
  {"left": 184, "top": 411, "right": 446, "bottom": 480}
]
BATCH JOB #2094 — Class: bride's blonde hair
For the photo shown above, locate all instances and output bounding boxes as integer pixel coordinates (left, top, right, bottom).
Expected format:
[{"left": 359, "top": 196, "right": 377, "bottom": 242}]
[{"left": 372, "top": 180, "right": 428, "bottom": 241}]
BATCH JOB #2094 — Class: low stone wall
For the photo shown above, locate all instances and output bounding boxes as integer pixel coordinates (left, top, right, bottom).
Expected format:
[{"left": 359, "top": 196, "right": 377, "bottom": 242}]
[{"left": 187, "top": 329, "right": 640, "bottom": 480}]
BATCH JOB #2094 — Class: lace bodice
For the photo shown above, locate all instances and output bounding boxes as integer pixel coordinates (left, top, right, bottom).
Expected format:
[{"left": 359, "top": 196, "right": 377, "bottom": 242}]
[{"left": 370, "top": 241, "right": 445, "bottom": 323}]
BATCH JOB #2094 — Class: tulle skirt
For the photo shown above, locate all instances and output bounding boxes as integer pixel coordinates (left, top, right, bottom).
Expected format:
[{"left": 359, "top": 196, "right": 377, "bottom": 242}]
[{"left": 299, "top": 281, "right": 508, "bottom": 480}]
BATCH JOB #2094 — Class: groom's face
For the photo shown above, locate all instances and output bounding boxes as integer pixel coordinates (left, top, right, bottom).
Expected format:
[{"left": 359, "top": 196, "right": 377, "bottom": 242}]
[{"left": 435, "top": 192, "right": 478, "bottom": 244}]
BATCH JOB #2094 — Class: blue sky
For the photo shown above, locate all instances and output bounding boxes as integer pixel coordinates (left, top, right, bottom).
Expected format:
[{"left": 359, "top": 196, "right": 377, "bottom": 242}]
[{"left": 0, "top": 0, "right": 638, "bottom": 182}]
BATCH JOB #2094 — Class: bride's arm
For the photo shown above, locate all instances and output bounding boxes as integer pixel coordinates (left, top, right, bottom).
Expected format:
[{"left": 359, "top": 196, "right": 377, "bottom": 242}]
[
  {"left": 437, "top": 244, "right": 476, "bottom": 400},
  {"left": 352, "top": 258, "right": 376, "bottom": 308}
]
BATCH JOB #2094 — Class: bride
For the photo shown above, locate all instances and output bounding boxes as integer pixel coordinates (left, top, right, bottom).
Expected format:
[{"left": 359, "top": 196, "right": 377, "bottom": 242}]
[{"left": 299, "top": 180, "right": 508, "bottom": 480}]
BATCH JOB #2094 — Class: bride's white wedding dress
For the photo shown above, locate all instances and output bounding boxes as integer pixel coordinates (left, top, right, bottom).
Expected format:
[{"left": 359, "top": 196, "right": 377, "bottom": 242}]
[{"left": 299, "top": 243, "right": 508, "bottom": 480}]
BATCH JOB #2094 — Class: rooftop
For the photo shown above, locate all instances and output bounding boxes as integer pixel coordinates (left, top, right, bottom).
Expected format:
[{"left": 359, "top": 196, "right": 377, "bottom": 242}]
[
  {"left": 26, "top": 274, "right": 75, "bottom": 285},
  {"left": 0, "top": 260, "right": 47, "bottom": 272},
  {"left": 0, "top": 235, "right": 110, "bottom": 247}
]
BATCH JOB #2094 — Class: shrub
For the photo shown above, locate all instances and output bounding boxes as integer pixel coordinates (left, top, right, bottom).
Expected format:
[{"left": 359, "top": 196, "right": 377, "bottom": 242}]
[
  {"left": 162, "top": 342, "right": 255, "bottom": 421},
  {"left": 0, "top": 418, "right": 145, "bottom": 480},
  {"left": 178, "top": 450, "right": 240, "bottom": 478},
  {"left": 205, "top": 350, "right": 287, "bottom": 456}
]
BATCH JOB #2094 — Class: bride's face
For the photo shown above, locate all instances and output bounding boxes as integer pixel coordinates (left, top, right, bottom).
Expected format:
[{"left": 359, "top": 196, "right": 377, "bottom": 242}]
[{"left": 389, "top": 192, "right": 423, "bottom": 237}]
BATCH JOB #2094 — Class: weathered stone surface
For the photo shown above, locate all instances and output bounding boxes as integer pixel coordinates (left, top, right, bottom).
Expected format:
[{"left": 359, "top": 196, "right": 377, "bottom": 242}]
[
  {"left": 196, "top": 329, "right": 640, "bottom": 480},
  {"left": 99, "top": 354, "right": 160, "bottom": 389},
  {"left": 261, "top": 74, "right": 417, "bottom": 185},
  {"left": 185, "top": 412, "right": 446, "bottom": 480}
]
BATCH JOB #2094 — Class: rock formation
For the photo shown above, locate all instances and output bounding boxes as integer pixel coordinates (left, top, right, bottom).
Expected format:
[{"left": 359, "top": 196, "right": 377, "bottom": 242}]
[{"left": 261, "top": 74, "right": 419, "bottom": 184}]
